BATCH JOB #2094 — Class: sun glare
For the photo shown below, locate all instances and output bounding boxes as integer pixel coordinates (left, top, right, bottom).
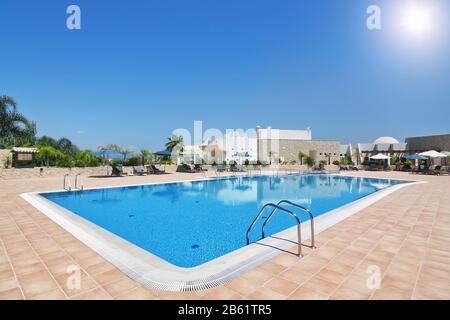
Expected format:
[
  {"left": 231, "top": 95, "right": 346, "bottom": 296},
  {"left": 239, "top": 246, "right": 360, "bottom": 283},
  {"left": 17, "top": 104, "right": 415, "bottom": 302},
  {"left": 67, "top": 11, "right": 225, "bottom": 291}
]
[{"left": 401, "top": 4, "right": 433, "bottom": 38}]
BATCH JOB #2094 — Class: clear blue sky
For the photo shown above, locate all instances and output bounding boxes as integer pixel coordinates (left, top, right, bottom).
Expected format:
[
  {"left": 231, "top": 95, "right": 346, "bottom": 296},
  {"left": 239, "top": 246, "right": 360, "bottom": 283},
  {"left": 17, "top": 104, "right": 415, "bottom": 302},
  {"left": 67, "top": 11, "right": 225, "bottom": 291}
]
[{"left": 1, "top": 0, "right": 449, "bottom": 151}]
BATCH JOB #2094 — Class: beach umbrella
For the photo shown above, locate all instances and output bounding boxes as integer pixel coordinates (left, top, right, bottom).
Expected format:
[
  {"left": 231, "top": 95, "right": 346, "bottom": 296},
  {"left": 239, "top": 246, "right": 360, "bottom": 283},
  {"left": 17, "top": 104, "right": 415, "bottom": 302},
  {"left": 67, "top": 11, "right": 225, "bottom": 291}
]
[
  {"left": 370, "top": 153, "right": 391, "bottom": 166},
  {"left": 154, "top": 150, "right": 172, "bottom": 157},
  {"left": 404, "top": 154, "right": 426, "bottom": 166},
  {"left": 370, "top": 153, "right": 390, "bottom": 160},
  {"left": 419, "top": 150, "right": 447, "bottom": 158},
  {"left": 404, "top": 154, "right": 427, "bottom": 160},
  {"left": 419, "top": 150, "right": 448, "bottom": 166}
]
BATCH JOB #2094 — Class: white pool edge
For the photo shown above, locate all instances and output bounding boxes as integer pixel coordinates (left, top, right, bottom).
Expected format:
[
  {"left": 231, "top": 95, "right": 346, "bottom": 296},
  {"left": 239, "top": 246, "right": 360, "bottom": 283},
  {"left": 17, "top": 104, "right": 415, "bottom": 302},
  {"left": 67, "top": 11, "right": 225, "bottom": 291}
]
[{"left": 20, "top": 175, "right": 426, "bottom": 292}]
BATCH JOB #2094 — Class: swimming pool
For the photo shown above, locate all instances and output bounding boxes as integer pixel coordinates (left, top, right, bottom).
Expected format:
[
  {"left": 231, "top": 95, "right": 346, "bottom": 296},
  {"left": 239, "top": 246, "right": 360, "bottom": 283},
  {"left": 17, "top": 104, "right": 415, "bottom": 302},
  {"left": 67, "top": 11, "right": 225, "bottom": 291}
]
[{"left": 39, "top": 174, "right": 409, "bottom": 268}]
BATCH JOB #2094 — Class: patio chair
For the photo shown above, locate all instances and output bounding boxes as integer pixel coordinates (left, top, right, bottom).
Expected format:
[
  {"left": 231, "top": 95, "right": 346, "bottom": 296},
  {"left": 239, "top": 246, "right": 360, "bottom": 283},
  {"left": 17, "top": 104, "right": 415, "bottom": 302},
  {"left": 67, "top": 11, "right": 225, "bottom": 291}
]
[
  {"left": 133, "top": 166, "right": 147, "bottom": 176},
  {"left": 215, "top": 164, "right": 227, "bottom": 172},
  {"left": 230, "top": 165, "right": 246, "bottom": 172},
  {"left": 176, "top": 164, "right": 196, "bottom": 173},
  {"left": 194, "top": 164, "right": 207, "bottom": 172},
  {"left": 421, "top": 165, "right": 433, "bottom": 175},
  {"left": 438, "top": 166, "right": 449, "bottom": 176},
  {"left": 430, "top": 165, "right": 447, "bottom": 175},
  {"left": 415, "top": 164, "right": 429, "bottom": 174},
  {"left": 111, "top": 165, "right": 123, "bottom": 177},
  {"left": 148, "top": 164, "right": 164, "bottom": 175}
]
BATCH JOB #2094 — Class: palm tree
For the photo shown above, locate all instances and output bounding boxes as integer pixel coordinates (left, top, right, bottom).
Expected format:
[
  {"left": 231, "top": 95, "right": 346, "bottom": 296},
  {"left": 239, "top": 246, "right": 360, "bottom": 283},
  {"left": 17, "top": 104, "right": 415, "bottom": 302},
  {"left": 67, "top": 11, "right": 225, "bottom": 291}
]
[
  {"left": 56, "top": 137, "right": 78, "bottom": 155},
  {"left": 298, "top": 152, "right": 307, "bottom": 165},
  {"left": 165, "top": 135, "right": 184, "bottom": 153},
  {"left": 0, "top": 95, "right": 36, "bottom": 147},
  {"left": 119, "top": 147, "right": 134, "bottom": 161},
  {"left": 140, "top": 149, "right": 152, "bottom": 165}
]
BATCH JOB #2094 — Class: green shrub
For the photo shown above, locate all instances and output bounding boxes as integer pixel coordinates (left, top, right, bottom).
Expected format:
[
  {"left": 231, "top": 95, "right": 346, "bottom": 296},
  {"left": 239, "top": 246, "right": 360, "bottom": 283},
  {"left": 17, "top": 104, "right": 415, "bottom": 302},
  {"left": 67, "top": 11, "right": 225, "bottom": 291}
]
[
  {"left": 298, "top": 152, "right": 306, "bottom": 165},
  {"left": 305, "top": 156, "right": 315, "bottom": 167},
  {"left": 157, "top": 157, "right": 173, "bottom": 165},
  {"left": 55, "top": 155, "right": 74, "bottom": 168},
  {"left": 333, "top": 160, "right": 340, "bottom": 166},
  {"left": 126, "top": 155, "right": 141, "bottom": 166},
  {"left": 35, "top": 146, "right": 64, "bottom": 167},
  {"left": 244, "top": 159, "right": 250, "bottom": 166},
  {"left": 74, "top": 150, "right": 101, "bottom": 167}
]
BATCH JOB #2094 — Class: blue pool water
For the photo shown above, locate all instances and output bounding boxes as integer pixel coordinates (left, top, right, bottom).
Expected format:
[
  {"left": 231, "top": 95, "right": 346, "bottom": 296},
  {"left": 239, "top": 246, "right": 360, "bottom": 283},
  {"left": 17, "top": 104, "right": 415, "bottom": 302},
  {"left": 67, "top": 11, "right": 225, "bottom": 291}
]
[{"left": 41, "top": 174, "right": 409, "bottom": 268}]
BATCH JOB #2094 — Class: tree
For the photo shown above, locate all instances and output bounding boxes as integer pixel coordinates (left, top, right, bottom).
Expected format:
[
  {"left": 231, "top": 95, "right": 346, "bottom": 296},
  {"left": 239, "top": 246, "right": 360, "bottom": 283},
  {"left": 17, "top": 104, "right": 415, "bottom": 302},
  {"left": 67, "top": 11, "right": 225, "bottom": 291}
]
[
  {"left": 74, "top": 150, "right": 101, "bottom": 167},
  {"left": 165, "top": 135, "right": 184, "bottom": 153},
  {"left": 117, "top": 147, "right": 134, "bottom": 161},
  {"left": 36, "top": 146, "right": 64, "bottom": 167},
  {"left": 298, "top": 152, "right": 307, "bottom": 165},
  {"left": 0, "top": 95, "right": 36, "bottom": 147},
  {"left": 37, "top": 135, "right": 58, "bottom": 148},
  {"left": 140, "top": 149, "right": 152, "bottom": 165},
  {"left": 305, "top": 156, "right": 315, "bottom": 168},
  {"left": 56, "top": 137, "right": 78, "bottom": 155}
]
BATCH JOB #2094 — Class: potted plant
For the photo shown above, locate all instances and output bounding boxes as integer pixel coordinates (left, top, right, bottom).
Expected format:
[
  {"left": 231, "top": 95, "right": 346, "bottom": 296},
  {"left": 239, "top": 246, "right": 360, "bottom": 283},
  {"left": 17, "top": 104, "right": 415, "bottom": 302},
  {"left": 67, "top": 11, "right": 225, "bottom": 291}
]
[{"left": 319, "top": 160, "right": 327, "bottom": 170}]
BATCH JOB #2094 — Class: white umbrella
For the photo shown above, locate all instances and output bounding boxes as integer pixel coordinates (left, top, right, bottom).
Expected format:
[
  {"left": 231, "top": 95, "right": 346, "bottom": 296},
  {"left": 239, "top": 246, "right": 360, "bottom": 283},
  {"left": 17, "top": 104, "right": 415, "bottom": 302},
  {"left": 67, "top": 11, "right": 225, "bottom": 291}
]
[
  {"left": 419, "top": 150, "right": 447, "bottom": 158},
  {"left": 370, "top": 153, "right": 390, "bottom": 160},
  {"left": 370, "top": 153, "right": 391, "bottom": 166}
]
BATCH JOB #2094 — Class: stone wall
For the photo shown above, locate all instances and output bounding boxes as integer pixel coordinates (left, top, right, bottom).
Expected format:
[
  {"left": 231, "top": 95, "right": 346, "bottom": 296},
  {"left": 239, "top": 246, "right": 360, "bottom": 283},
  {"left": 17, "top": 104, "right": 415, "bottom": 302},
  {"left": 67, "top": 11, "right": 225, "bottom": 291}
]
[
  {"left": 405, "top": 134, "right": 450, "bottom": 152},
  {"left": 0, "top": 149, "right": 13, "bottom": 176},
  {"left": 0, "top": 166, "right": 108, "bottom": 180},
  {"left": 0, "top": 164, "right": 181, "bottom": 180},
  {"left": 257, "top": 139, "right": 341, "bottom": 164}
]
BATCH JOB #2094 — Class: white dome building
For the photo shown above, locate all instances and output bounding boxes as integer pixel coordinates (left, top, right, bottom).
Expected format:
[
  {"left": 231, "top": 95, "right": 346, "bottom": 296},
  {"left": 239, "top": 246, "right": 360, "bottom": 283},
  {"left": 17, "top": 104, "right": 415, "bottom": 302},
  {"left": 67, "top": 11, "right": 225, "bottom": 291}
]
[
  {"left": 373, "top": 137, "right": 399, "bottom": 145},
  {"left": 353, "top": 136, "right": 407, "bottom": 166}
]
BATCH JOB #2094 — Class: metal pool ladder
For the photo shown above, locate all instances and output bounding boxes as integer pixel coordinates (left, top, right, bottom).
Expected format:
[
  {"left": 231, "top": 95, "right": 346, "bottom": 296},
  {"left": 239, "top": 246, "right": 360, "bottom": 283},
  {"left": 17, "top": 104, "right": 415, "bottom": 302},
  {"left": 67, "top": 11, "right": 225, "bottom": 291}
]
[
  {"left": 246, "top": 201, "right": 316, "bottom": 257},
  {"left": 75, "top": 174, "right": 84, "bottom": 191},
  {"left": 63, "top": 174, "right": 84, "bottom": 191},
  {"left": 63, "top": 174, "right": 72, "bottom": 191}
]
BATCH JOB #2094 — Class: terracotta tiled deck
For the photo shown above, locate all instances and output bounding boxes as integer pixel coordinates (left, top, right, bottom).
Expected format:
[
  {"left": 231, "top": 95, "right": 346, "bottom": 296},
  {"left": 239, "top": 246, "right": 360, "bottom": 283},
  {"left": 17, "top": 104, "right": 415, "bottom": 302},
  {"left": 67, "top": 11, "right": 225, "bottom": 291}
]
[{"left": 0, "top": 171, "right": 449, "bottom": 300}]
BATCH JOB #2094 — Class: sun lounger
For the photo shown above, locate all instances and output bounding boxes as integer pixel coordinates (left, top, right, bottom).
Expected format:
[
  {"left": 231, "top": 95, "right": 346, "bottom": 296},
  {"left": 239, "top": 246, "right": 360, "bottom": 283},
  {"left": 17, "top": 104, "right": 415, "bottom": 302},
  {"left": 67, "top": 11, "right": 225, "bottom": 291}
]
[
  {"left": 148, "top": 164, "right": 164, "bottom": 174},
  {"left": 133, "top": 166, "right": 147, "bottom": 176},
  {"left": 413, "top": 165, "right": 428, "bottom": 174},
  {"left": 111, "top": 165, "right": 123, "bottom": 176},
  {"left": 230, "top": 165, "right": 246, "bottom": 172},
  {"left": 439, "top": 166, "right": 449, "bottom": 175},
  {"left": 429, "top": 165, "right": 448, "bottom": 175},
  {"left": 424, "top": 165, "right": 436, "bottom": 175},
  {"left": 194, "top": 164, "right": 207, "bottom": 172},
  {"left": 176, "top": 164, "right": 196, "bottom": 173},
  {"left": 215, "top": 164, "right": 227, "bottom": 172}
]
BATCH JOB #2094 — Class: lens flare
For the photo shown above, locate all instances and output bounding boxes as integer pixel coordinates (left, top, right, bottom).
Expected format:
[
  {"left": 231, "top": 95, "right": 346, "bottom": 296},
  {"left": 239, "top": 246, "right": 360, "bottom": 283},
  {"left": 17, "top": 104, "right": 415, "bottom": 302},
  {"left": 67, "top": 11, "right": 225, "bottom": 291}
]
[{"left": 401, "top": 4, "right": 433, "bottom": 38}]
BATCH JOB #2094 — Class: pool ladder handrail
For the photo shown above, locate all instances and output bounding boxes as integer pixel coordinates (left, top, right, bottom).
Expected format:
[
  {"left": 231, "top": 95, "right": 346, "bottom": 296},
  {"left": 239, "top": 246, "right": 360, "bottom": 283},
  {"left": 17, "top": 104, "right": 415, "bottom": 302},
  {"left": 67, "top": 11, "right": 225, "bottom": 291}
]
[
  {"left": 63, "top": 174, "right": 72, "bottom": 191},
  {"left": 63, "top": 174, "right": 84, "bottom": 191},
  {"left": 262, "top": 200, "right": 315, "bottom": 249},
  {"left": 246, "top": 203, "right": 303, "bottom": 257},
  {"left": 75, "top": 174, "right": 84, "bottom": 191}
]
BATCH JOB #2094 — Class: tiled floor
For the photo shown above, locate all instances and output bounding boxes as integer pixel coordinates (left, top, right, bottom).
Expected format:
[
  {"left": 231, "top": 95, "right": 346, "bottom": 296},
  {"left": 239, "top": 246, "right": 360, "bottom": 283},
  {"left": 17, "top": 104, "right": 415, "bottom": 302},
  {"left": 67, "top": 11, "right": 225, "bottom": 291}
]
[{"left": 0, "top": 171, "right": 449, "bottom": 300}]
